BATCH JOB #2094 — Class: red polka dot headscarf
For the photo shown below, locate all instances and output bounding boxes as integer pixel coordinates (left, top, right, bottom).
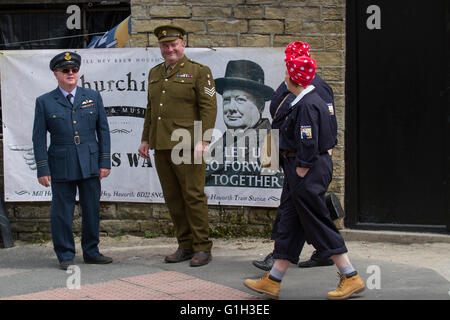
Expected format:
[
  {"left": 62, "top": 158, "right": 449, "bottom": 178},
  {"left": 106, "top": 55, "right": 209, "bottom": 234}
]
[
  {"left": 285, "top": 41, "right": 317, "bottom": 87},
  {"left": 285, "top": 41, "right": 311, "bottom": 59}
]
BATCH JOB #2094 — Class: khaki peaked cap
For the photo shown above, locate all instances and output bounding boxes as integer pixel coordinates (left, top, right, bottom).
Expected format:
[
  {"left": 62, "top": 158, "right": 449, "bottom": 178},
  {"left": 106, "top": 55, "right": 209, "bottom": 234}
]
[{"left": 154, "top": 25, "right": 186, "bottom": 42}]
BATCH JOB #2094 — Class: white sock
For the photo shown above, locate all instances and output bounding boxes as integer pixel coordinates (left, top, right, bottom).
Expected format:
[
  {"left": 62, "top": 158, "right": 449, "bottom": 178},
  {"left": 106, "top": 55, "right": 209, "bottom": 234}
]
[
  {"left": 339, "top": 264, "right": 357, "bottom": 276},
  {"left": 269, "top": 267, "right": 284, "bottom": 282}
]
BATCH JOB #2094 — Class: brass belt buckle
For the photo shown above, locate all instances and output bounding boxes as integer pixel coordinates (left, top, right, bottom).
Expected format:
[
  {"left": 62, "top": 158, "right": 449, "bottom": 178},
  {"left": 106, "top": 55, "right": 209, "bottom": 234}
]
[{"left": 74, "top": 135, "right": 80, "bottom": 145}]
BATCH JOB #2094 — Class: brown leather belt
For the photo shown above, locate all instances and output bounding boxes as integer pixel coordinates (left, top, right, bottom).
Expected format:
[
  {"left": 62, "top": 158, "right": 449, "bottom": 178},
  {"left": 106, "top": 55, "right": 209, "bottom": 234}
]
[{"left": 281, "top": 151, "right": 296, "bottom": 158}]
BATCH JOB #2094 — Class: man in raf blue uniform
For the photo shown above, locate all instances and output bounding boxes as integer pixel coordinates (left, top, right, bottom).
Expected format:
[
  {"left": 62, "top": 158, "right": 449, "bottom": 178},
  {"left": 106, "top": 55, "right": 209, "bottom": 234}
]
[{"left": 32, "top": 51, "right": 113, "bottom": 270}]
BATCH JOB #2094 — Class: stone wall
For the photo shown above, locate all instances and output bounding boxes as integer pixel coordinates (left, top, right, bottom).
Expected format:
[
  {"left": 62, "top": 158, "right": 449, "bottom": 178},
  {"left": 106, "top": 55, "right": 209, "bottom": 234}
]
[
  {"left": 5, "top": 201, "right": 277, "bottom": 241},
  {"left": 1, "top": 0, "right": 346, "bottom": 242}
]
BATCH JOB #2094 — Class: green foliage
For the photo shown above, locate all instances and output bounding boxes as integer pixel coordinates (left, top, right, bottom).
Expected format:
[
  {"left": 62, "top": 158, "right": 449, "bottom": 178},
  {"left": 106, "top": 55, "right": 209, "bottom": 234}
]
[
  {"left": 31, "top": 226, "right": 51, "bottom": 244},
  {"left": 144, "top": 231, "right": 157, "bottom": 239}
]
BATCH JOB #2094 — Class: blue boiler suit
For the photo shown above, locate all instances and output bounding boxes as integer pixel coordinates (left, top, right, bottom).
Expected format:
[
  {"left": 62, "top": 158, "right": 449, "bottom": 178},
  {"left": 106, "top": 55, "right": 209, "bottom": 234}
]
[
  {"left": 32, "top": 86, "right": 111, "bottom": 262},
  {"left": 269, "top": 76, "right": 338, "bottom": 256},
  {"left": 271, "top": 85, "right": 347, "bottom": 263}
]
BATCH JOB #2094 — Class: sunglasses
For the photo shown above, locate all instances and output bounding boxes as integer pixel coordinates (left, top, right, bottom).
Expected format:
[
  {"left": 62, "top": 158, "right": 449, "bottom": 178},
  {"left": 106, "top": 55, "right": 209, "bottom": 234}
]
[{"left": 59, "top": 67, "right": 79, "bottom": 74}]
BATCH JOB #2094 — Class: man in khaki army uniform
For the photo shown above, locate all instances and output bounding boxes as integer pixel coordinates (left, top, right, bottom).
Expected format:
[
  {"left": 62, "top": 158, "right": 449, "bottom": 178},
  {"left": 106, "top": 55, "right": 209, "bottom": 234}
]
[{"left": 138, "top": 25, "right": 217, "bottom": 267}]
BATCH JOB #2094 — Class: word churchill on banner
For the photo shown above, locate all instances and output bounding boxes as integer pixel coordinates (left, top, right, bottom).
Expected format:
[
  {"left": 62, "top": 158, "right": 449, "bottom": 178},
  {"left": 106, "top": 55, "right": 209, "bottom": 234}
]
[{"left": 79, "top": 72, "right": 147, "bottom": 93}]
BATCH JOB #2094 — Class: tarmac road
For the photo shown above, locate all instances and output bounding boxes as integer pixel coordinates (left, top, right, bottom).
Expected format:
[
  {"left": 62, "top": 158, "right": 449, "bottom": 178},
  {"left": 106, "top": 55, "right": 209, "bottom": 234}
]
[{"left": 0, "top": 230, "right": 449, "bottom": 302}]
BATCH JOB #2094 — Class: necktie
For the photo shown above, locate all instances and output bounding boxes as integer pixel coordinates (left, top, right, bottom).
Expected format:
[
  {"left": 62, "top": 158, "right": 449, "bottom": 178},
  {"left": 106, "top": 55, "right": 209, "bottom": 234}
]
[
  {"left": 66, "top": 93, "right": 73, "bottom": 106},
  {"left": 166, "top": 64, "right": 176, "bottom": 74}
]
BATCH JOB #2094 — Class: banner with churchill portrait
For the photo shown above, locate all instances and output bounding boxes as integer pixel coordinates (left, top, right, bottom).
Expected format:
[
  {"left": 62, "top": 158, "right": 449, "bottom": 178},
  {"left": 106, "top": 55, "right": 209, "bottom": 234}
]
[{"left": 0, "top": 47, "right": 286, "bottom": 206}]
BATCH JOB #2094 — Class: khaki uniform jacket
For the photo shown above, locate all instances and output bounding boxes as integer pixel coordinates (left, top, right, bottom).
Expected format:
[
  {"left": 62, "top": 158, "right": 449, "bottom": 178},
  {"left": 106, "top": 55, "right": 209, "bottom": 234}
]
[{"left": 141, "top": 55, "right": 217, "bottom": 150}]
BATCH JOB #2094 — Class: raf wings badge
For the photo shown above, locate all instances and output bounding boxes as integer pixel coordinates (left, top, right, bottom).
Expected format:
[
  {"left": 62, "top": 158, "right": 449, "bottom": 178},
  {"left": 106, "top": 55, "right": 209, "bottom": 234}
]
[{"left": 81, "top": 99, "right": 95, "bottom": 109}]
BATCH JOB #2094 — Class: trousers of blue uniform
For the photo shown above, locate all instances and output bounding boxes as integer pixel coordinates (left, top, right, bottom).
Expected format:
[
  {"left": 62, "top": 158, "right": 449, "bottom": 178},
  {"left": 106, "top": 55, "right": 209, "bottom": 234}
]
[
  {"left": 271, "top": 154, "right": 347, "bottom": 264},
  {"left": 50, "top": 177, "right": 101, "bottom": 262}
]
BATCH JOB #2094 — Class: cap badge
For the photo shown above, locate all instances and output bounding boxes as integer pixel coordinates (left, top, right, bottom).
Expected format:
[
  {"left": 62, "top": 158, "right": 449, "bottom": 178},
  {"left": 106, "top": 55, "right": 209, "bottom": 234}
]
[
  {"left": 162, "top": 30, "right": 167, "bottom": 36},
  {"left": 64, "top": 53, "right": 72, "bottom": 61}
]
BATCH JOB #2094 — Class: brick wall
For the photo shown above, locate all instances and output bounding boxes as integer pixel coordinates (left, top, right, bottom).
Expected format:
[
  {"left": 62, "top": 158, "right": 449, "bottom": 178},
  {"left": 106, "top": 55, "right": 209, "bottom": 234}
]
[{"left": 2, "top": 0, "right": 346, "bottom": 242}]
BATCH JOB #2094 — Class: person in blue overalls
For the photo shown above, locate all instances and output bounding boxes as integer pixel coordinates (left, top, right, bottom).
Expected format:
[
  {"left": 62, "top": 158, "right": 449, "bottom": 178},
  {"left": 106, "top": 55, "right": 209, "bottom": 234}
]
[
  {"left": 244, "top": 42, "right": 365, "bottom": 300},
  {"left": 32, "top": 52, "right": 112, "bottom": 270},
  {"left": 252, "top": 72, "right": 336, "bottom": 271}
]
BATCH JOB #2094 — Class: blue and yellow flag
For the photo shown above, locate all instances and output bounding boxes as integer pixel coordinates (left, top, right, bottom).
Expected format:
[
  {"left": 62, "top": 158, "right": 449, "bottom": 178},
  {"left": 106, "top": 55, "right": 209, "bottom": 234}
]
[{"left": 88, "top": 16, "right": 131, "bottom": 48}]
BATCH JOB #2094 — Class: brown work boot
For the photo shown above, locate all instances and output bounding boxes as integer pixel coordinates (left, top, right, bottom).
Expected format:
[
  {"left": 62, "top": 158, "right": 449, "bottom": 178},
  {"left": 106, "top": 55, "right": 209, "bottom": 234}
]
[
  {"left": 327, "top": 272, "right": 365, "bottom": 300},
  {"left": 164, "top": 248, "right": 194, "bottom": 263},
  {"left": 190, "top": 251, "right": 212, "bottom": 267},
  {"left": 244, "top": 272, "right": 280, "bottom": 300}
]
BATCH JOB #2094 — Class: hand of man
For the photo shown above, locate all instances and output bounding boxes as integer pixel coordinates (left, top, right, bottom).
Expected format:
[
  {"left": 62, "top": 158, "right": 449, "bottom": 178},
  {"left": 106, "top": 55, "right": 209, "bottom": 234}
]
[
  {"left": 99, "top": 168, "right": 111, "bottom": 180},
  {"left": 38, "top": 175, "right": 51, "bottom": 187},
  {"left": 194, "top": 141, "right": 210, "bottom": 160},
  {"left": 296, "top": 167, "right": 310, "bottom": 178},
  {"left": 138, "top": 141, "right": 150, "bottom": 159}
]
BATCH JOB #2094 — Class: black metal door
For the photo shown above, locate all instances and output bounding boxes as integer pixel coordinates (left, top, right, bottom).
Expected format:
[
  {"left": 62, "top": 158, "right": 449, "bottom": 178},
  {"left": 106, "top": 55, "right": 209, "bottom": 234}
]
[{"left": 346, "top": 0, "right": 449, "bottom": 232}]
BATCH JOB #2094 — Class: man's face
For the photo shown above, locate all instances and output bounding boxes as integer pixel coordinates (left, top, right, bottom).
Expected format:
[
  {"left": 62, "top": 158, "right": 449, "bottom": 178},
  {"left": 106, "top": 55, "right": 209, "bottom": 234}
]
[
  {"left": 53, "top": 66, "right": 79, "bottom": 89},
  {"left": 159, "top": 38, "right": 185, "bottom": 66},
  {"left": 222, "top": 89, "right": 261, "bottom": 130}
]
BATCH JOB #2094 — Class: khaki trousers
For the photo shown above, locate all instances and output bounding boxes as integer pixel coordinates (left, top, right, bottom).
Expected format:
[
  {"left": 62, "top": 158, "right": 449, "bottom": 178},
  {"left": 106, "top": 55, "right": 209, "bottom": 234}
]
[{"left": 154, "top": 150, "right": 212, "bottom": 252}]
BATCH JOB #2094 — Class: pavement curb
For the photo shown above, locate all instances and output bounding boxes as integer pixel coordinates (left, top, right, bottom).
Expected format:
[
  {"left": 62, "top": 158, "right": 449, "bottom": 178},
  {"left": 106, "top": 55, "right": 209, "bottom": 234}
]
[{"left": 341, "top": 229, "right": 450, "bottom": 244}]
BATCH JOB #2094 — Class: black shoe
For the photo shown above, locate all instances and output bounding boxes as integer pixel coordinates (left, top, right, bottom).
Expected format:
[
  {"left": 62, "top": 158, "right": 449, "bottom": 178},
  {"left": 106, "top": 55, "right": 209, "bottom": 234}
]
[
  {"left": 252, "top": 252, "right": 274, "bottom": 271},
  {"left": 298, "top": 252, "right": 334, "bottom": 268},
  {"left": 165, "top": 248, "right": 195, "bottom": 263},
  {"left": 326, "top": 192, "right": 345, "bottom": 220},
  {"left": 59, "top": 260, "right": 75, "bottom": 270},
  {"left": 190, "top": 251, "right": 212, "bottom": 267},
  {"left": 84, "top": 254, "right": 113, "bottom": 264}
]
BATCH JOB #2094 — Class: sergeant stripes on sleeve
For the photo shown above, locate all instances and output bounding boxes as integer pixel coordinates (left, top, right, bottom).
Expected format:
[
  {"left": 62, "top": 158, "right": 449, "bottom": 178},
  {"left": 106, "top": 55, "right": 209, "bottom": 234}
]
[{"left": 204, "top": 86, "right": 215, "bottom": 97}]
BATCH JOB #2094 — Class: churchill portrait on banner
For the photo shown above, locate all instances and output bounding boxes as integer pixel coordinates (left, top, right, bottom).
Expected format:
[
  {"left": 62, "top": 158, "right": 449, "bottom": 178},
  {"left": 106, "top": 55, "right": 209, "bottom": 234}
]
[{"left": 205, "top": 60, "right": 284, "bottom": 190}]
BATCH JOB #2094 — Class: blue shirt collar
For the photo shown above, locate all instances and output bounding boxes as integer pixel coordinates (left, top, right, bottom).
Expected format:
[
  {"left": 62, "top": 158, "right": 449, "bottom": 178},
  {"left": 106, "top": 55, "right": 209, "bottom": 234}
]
[{"left": 59, "top": 86, "right": 77, "bottom": 99}]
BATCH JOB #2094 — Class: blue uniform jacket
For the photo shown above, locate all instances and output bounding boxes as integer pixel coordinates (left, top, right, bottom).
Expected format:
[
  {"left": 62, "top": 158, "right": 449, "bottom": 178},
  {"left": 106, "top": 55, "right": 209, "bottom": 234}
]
[
  {"left": 32, "top": 86, "right": 111, "bottom": 182},
  {"left": 270, "top": 75, "right": 337, "bottom": 145},
  {"left": 278, "top": 88, "right": 335, "bottom": 169}
]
